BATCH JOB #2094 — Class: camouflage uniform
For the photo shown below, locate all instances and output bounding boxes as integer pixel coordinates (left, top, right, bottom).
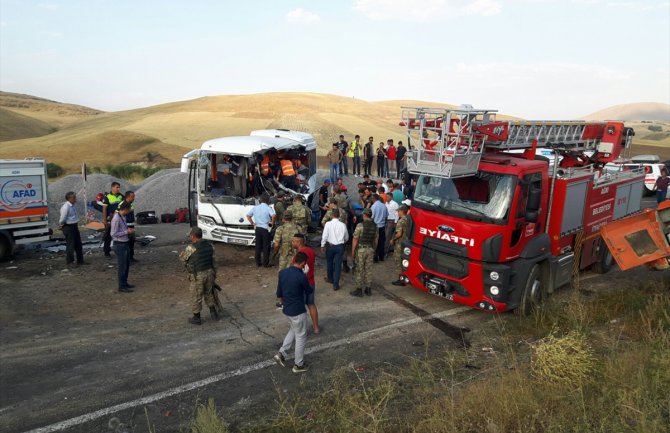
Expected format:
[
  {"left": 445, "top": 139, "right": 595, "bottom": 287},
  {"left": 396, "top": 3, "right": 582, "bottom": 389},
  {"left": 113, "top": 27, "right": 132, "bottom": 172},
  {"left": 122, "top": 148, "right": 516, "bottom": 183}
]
[
  {"left": 353, "top": 220, "right": 377, "bottom": 289},
  {"left": 273, "top": 221, "right": 300, "bottom": 270},
  {"left": 321, "top": 207, "right": 347, "bottom": 226},
  {"left": 274, "top": 199, "right": 286, "bottom": 227},
  {"left": 286, "top": 203, "right": 310, "bottom": 234},
  {"left": 334, "top": 193, "right": 349, "bottom": 211},
  {"left": 179, "top": 241, "right": 217, "bottom": 314},
  {"left": 394, "top": 215, "right": 408, "bottom": 274}
]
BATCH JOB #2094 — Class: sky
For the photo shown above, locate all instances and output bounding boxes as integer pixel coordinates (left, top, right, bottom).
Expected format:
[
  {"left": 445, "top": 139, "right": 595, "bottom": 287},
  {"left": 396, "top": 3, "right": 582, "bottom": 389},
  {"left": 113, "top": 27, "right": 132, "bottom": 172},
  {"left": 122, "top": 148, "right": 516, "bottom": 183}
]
[{"left": 1, "top": 0, "right": 669, "bottom": 119}]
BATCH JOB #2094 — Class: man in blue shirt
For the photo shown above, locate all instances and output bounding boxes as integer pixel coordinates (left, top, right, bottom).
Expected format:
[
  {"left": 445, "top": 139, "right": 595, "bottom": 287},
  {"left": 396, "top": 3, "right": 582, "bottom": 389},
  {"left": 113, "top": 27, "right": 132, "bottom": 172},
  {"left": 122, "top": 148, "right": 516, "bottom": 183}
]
[
  {"left": 274, "top": 251, "right": 314, "bottom": 373},
  {"left": 370, "top": 194, "right": 388, "bottom": 262},
  {"left": 246, "top": 193, "right": 276, "bottom": 267}
]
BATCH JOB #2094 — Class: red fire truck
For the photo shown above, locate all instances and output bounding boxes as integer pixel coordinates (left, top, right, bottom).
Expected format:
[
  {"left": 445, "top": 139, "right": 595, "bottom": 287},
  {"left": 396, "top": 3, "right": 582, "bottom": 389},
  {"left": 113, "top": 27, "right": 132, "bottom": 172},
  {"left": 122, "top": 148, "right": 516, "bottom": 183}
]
[{"left": 398, "top": 105, "right": 643, "bottom": 314}]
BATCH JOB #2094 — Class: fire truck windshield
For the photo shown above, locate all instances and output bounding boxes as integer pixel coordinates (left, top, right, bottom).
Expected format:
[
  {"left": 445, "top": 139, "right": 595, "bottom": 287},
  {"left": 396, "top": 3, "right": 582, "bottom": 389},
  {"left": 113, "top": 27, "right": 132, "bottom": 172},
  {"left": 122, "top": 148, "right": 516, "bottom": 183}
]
[{"left": 414, "top": 172, "right": 516, "bottom": 224}]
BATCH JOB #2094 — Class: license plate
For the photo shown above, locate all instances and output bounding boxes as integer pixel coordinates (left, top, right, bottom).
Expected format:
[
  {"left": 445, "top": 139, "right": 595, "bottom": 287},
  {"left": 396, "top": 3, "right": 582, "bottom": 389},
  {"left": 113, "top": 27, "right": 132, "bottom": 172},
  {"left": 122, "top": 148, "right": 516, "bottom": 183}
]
[{"left": 228, "top": 238, "right": 247, "bottom": 245}]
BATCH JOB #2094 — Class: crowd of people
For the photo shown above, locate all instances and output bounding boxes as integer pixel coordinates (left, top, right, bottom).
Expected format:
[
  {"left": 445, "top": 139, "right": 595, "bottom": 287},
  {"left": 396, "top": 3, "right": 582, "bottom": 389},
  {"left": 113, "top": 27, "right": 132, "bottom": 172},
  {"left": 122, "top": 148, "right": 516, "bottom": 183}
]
[{"left": 327, "top": 135, "right": 410, "bottom": 181}]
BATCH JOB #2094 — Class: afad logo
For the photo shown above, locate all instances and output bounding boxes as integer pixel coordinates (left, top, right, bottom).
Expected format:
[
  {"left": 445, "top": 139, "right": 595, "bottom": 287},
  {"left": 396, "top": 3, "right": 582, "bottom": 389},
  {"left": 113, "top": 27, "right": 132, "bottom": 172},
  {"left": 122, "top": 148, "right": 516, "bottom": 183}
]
[{"left": 0, "top": 180, "right": 38, "bottom": 212}]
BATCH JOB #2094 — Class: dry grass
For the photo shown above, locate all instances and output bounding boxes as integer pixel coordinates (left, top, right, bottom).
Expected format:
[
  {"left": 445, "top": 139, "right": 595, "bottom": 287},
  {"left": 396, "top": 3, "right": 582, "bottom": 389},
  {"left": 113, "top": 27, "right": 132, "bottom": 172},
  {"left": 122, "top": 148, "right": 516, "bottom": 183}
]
[{"left": 180, "top": 275, "right": 670, "bottom": 433}]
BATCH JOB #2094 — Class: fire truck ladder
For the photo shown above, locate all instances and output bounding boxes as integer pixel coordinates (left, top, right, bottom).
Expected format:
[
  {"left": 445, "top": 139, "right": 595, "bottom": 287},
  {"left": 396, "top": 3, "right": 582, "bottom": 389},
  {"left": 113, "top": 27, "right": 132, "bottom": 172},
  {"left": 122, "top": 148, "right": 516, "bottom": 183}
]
[{"left": 402, "top": 105, "right": 607, "bottom": 178}]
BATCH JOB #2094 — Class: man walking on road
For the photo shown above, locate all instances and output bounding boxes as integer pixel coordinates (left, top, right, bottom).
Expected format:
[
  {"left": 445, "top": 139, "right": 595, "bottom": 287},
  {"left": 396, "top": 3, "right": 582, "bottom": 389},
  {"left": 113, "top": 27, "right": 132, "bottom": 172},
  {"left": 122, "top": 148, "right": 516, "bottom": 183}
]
[
  {"left": 180, "top": 227, "right": 220, "bottom": 325},
  {"left": 247, "top": 193, "right": 276, "bottom": 267},
  {"left": 274, "top": 251, "right": 313, "bottom": 373},
  {"left": 59, "top": 191, "right": 87, "bottom": 266}
]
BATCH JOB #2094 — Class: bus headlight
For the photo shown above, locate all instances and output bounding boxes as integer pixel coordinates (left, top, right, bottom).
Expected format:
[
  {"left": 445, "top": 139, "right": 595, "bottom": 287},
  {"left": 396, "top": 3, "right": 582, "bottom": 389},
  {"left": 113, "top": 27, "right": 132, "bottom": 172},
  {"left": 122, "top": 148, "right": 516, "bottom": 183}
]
[{"left": 198, "top": 215, "right": 216, "bottom": 226}]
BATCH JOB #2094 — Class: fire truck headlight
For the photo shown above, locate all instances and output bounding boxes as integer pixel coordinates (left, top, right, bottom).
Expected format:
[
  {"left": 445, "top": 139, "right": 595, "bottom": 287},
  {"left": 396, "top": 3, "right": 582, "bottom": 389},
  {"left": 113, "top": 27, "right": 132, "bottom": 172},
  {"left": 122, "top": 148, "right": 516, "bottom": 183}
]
[
  {"left": 489, "top": 285, "right": 500, "bottom": 296},
  {"left": 402, "top": 259, "right": 409, "bottom": 269},
  {"left": 403, "top": 247, "right": 411, "bottom": 256},
  {"left": 489, "top": 271, "right": 499, "bottom": 281}
]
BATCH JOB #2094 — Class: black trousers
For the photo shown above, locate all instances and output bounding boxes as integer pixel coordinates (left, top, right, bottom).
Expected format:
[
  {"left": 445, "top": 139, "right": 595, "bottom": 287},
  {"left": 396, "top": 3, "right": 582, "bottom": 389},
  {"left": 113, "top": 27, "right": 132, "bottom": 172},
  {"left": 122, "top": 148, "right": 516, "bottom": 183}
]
[
  {"left": 364, "top": 157, "right": 373, "bottom": 176},
  {"left": 103, "top": 224, "right": 112, "bottom": 255},
  {"left": 254, "top": 227, "right": 271, "bottom": 266},
  {"left": 62, "top": 224, "right": 83, "bottom": 264},
  {"left": 376, "top": 157, "right": 385, "bottom": 177},
  {"left": 375, "top": 226, "right": 386, "bottom": 262}
]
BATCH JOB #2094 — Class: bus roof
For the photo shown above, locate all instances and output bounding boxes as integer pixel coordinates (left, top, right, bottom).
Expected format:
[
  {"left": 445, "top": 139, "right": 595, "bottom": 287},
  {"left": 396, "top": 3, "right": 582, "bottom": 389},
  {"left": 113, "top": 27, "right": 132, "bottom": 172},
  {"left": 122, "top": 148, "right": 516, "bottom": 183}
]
[{"left": 199, "top": 129, "right": 316, "bottom": 156}]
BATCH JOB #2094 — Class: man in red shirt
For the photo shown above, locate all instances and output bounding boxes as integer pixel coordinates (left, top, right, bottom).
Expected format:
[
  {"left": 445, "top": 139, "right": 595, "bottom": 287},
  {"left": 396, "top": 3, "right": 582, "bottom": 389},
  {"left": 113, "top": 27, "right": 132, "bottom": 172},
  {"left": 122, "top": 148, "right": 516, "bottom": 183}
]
[
  {"left": 292, "top": 233, "right": 320, "bottom": 334},
  {"left": 386, "top": 140, "right": 397, "bottom": 179}
]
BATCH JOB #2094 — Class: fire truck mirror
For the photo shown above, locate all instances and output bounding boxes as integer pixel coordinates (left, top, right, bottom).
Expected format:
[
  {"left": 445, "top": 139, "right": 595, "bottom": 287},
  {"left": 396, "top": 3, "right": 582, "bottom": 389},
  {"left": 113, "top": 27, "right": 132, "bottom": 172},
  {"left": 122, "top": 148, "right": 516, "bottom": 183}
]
[{"left": 527, "top": 186, "right": 542, "bottom": 212}]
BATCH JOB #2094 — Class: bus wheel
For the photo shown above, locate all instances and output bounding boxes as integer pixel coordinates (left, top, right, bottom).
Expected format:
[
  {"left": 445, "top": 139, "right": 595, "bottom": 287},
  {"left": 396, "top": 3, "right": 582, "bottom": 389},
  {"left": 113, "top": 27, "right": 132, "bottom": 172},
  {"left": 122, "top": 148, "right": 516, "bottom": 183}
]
[
  {"left": 592, "top": 246, "right": 614, "bottom": 274},
  {"left": 515, "top": 264, "right": 544, "bottom": 316}
]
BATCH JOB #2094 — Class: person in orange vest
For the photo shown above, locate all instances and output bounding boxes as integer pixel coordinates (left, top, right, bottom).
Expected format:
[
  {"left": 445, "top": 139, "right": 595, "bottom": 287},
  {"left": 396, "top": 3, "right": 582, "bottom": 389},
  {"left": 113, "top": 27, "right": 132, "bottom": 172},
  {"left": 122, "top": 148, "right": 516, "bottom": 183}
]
[
  {"left": 279, "top": 158, "right": 297, "bottom": 190},
  {"left": 260, "top": 154, "right": 271, "bottom": 177}
]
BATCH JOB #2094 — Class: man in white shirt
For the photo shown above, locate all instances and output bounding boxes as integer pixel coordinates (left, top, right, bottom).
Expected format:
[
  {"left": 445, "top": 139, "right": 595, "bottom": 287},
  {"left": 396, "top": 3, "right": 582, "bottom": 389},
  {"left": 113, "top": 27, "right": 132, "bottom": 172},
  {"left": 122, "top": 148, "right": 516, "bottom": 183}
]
[
  {"left": 384, "top": 194, "right": 399, "bottom": 254},
  {"left": 58, "top": 191, "right": 86, "bottom": 266},
  {"left": 320, "top": 208, "right": 349, "bottom": 291}
]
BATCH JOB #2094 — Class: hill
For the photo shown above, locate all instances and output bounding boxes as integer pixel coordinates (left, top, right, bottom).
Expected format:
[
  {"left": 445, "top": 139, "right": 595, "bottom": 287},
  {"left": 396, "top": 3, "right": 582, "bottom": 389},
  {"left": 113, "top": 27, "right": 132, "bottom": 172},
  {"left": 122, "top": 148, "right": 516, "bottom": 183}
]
[
  {"left": 583, "top": 102, "right": 670, "bottom": 121},
  {"left": 1, "top": 92, "right": 668, "bottom": 174},
  {"left": 0, "top": 107, "right": 57, "bottom": 141}
]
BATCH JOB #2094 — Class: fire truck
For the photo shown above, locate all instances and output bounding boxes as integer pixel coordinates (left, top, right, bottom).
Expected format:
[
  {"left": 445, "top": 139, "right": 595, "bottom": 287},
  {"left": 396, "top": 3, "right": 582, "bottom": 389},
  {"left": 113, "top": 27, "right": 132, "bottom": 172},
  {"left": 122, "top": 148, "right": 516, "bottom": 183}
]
[{"left": 397, "top": 105, "right": 643, "bottom": 314}]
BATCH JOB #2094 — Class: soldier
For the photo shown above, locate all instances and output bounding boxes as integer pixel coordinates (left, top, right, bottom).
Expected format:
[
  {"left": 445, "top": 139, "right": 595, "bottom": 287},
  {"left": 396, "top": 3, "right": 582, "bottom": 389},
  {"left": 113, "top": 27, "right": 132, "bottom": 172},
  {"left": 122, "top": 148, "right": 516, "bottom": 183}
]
[
  {"left": 273, "top": 212, "right": 300, "bottom": 270},
  {"left": 350, "top": 208, "right": 378, "bottom": 297},
  {"left": 332, "top": 185, "right": 349, "bottom": 211},
  {"left": 286, "top": 195, "right": 310, "bottom": 234},
  {"left": 391, "top": 205, "right": 410, "bottom": 286},
  {"left": 321, "top": 198, "right": 347, "bottom": 227},
  {"left": 179, "top": 227, "right": 219, "bottom": 325},
  {"left": 274, "top": 191, "right": 287, "bottom": 227}
]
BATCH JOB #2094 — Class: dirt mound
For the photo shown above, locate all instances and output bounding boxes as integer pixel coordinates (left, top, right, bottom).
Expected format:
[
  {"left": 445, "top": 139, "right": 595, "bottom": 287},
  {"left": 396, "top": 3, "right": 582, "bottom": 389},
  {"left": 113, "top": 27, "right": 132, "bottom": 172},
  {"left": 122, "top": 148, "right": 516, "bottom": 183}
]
[{"left": 134, "top": 170, "right": 189, "bottom": 216}]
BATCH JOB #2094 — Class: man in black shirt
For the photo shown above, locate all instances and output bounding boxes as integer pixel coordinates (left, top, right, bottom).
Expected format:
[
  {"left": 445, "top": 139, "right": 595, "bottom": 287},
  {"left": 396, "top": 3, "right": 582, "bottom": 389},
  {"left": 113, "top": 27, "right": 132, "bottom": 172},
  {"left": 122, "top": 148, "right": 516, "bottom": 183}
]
[
  {"left": 337, "top": 135, "right": 349, "bottom": 176},
  {"left": 396, "top": 141, "right": 408, "bottom": 179}
]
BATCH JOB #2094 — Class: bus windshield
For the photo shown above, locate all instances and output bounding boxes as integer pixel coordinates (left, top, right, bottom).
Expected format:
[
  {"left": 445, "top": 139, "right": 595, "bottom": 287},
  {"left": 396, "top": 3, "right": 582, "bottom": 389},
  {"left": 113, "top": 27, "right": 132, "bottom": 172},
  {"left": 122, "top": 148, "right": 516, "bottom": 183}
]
[{"left": 413, "top": 172, "right": 516, "bottom": 224}]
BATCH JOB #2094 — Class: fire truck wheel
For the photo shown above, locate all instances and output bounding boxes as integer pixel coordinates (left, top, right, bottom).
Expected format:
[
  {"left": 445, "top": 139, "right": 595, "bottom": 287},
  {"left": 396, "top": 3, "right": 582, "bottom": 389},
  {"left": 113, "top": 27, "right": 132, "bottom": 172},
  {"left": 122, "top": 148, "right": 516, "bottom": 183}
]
[
  {"left": 515, "top": 264, "right": 544, "bottom": 316},
  {"left": 592, "top": 247, "right": 614, "bottom": 274}
]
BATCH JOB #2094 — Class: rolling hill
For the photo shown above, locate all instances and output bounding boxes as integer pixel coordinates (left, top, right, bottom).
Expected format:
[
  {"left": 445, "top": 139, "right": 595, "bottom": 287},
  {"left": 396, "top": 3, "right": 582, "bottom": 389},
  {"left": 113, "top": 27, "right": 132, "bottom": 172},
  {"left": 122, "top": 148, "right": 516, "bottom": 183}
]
[
  {"left": 583, "top": 102, "right": 670, "bottom": 121},
  {"left": 1, "top": 92, "right": 669, "bottom": 174}
]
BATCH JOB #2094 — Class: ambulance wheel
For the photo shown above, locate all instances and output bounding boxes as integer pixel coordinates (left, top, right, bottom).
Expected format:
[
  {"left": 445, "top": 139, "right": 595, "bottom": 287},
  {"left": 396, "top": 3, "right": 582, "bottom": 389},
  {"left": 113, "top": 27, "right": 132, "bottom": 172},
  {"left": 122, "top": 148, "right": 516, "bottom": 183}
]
[
  {"left": 592, "top": 246, "right": 614, "bottom": 274},
  {"left": 0, "top": 236, "right": 10, "bottom": 262},
  {"left": 515, "top": 264, "right": 544, "bottom": 316}
]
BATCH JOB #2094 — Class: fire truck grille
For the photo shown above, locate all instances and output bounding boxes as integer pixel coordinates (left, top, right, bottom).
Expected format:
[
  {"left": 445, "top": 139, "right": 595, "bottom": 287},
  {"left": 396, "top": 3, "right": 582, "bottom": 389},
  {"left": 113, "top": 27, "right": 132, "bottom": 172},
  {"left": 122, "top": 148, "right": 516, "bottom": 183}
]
[{"left": 420, "top": 248, "right": 469, "bottom": 279}]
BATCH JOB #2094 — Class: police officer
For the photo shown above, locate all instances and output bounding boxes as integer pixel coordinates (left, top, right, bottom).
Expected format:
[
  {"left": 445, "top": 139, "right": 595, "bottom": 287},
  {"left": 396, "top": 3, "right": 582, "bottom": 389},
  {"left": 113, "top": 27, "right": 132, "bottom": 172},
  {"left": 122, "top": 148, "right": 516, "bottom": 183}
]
[
  {"left": 350, "top": 208, "right": 378, "bottom": 297},
  {"left": 272, "top": 212, "right": 300, "bottom": 270},
  {"left": 286, "top": 195, "right": 310, "bottom": 235},
  {"left": 102, "top": 181, "right": 124, "bottom": 257},
  {"left": 391, "top": 204, "right": 410, "bottom": 286},
  {"left": 179, "top": 227, "right": 219, "bottom": 325}
]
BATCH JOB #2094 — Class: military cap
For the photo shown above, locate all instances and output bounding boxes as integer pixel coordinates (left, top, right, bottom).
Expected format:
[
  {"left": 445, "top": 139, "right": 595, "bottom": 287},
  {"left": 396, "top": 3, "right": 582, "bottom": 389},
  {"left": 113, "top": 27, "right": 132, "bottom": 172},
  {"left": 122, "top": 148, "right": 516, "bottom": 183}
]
[{"left": 277, "top": 191, "right": 286, "bottom": 198}]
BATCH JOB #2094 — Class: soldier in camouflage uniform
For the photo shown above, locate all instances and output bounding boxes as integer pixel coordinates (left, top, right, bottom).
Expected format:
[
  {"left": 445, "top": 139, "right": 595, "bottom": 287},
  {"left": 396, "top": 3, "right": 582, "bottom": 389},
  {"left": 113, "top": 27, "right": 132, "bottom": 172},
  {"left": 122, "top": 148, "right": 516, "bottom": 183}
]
[
  {"left": 273, "top": 212, "right": 300, "bottom": 270},
  {"left": 179, "top": 227, "right": 219, "bottom": 325},
  {"left": 274, "top": 191, "right": 287, "bottom": 227},
  {"left": 321, "top": 198, "right": 347, "bottom": 227},
  {"left": 286, "top": 195, "right": 311, "bottom": 234},
  {"left": 391, "top": 204, "right": 410, "bottom": 286},
  {"left": 332, "top": 186, "right": 349, "bottom": 212},
  {"left": 350, "top": 208, "right": 378, "bottom": 297}
]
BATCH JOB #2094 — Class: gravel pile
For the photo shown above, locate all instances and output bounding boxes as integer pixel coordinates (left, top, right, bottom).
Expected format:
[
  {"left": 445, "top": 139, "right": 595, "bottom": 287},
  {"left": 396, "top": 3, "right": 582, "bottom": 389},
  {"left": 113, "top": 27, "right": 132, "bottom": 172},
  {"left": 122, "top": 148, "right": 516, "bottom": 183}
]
[
  {"left": 134, "top": 170, "right": 189, "bottom": 216},
  {"left": 48, "top": 174, "right": 135, "bottom": 227}
]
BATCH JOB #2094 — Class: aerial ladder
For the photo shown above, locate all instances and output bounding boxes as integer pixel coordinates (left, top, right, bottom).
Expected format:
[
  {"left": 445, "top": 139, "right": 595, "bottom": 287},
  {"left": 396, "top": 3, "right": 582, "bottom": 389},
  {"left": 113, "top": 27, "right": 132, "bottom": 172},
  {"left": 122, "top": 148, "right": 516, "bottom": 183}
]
[{"left": 400, "top": 105, "right": 634, "bottom": 178}]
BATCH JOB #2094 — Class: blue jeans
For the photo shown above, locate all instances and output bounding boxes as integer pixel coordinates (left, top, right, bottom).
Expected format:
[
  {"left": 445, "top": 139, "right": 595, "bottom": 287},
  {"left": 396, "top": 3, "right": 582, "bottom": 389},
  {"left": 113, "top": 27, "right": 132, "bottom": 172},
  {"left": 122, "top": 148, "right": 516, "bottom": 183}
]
[
  {"left": 113, "top": 242, "right": 131, "bottom": 288},
  {"left": 329, "top": 163, "right": 340, "bottom": 183},
  {"left": 353, "top": 155, "right": 361, "bottom": 175},
  {"left": 326, "top": 243, "right": 345, "bottom": 289},
  {"left": 340, "top": 156, "right": 348, "bottom": 176},
  {"left": 657, "top": 190, "right": 667, "bottom": 203}
]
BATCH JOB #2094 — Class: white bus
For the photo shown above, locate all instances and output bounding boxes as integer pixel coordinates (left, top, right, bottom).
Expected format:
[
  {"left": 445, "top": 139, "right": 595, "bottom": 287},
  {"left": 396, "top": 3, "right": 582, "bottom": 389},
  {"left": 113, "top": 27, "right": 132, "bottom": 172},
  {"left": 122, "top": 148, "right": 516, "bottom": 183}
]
[{"left": 180, "top": 129, "right": 317, "bottom": 246}]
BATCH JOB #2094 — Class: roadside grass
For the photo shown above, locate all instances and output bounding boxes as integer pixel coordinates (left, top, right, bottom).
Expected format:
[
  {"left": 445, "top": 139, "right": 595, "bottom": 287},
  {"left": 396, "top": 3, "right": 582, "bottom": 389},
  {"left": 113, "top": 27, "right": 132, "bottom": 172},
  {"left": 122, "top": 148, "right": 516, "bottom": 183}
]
[{"left": 182, "top": 276, "right": 669, "bottom": 433}]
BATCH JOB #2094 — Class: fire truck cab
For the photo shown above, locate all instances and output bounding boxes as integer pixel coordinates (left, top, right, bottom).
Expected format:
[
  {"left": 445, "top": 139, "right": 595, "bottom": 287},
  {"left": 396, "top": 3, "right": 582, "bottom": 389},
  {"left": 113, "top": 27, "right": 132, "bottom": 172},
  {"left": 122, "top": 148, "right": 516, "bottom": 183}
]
[{"left": 398, "top": 106, "right": 643, "bottom": 314}]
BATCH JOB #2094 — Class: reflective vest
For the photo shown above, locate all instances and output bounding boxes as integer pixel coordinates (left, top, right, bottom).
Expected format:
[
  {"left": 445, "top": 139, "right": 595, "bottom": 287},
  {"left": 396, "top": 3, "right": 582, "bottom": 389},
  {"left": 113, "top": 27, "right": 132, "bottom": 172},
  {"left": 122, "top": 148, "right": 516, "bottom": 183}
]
[
  {"left": 260, "top": 156, "right": 270, "bottom": 176},
  {"left": 105, "top": 193, "right": 124, "bottom": 219},
  {"left": 280, "top": 160, "right": 296, "bottom": 176}
]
